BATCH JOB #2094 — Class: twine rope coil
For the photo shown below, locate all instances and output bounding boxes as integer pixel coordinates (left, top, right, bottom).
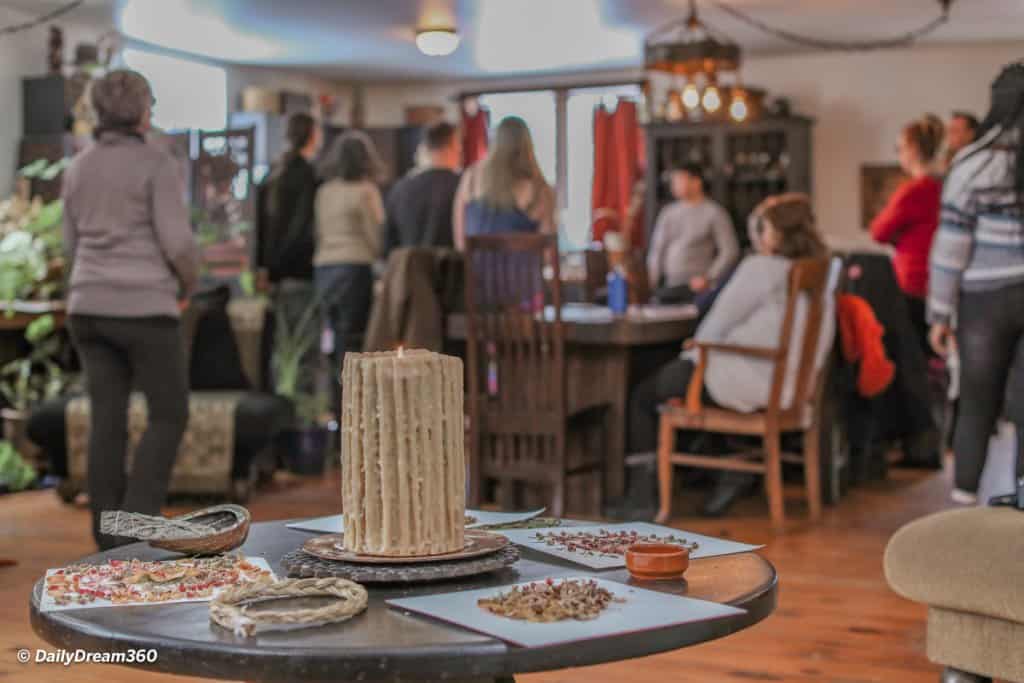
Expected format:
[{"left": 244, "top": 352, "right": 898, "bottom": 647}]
[
  {"left": 209, "top": 578, "right": 369, "bottom": 637},
  {"left": 100, "top": 510, "right": 215, "bottom": 540}
]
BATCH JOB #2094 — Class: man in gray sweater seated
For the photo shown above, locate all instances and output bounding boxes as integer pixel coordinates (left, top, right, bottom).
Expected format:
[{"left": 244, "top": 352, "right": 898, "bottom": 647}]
[{"left": 647, "top": 163, "right": 739, "bottom": 303}]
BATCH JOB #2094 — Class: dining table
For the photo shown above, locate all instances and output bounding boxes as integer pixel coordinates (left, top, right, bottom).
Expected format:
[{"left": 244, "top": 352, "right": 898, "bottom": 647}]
[
  {"left": 446, "top": 304, "right": 700, "bottom": 501},
  {"left": 29, "top": 519, "right": 777, "bottom": 682}
]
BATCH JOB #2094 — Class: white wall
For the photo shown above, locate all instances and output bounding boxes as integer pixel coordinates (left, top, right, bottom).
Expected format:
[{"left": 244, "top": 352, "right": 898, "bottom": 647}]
[
  {"left": 744, "top": 41, "right": 1024, "bottom": 246},
  {"left": 353, "top": 41, "right": 1024, "bottom": 245}
]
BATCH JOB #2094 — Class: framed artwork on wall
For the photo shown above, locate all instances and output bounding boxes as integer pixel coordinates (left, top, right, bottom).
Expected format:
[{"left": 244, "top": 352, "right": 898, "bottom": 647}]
[{"left": 861, "top": 163, "right": 908, "bottom": 230}]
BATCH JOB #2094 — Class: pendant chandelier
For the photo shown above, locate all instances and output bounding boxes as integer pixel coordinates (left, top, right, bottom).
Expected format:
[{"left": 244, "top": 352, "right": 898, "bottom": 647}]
[{"left": 644, "top": 0, "right": 754, "bottom": 123}]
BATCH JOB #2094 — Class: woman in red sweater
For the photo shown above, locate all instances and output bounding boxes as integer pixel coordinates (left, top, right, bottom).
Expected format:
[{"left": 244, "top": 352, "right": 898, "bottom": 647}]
[{"left": 870, "top": 114, "right": 944, "bottom": 353}]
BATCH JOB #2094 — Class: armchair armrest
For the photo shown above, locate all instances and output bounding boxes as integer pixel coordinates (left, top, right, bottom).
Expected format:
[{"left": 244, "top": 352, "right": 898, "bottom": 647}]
[{"left": 694, "top": 341, "right": 781, "bottom": 360}]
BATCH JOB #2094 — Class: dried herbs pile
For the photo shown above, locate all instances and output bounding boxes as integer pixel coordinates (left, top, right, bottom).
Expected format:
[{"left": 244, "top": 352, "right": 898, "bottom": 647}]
[
  {"left": 478, "top": 578, "right": 620, "bottom": 622},
  {"left": 532, "top": 529, "right": 699, "bottom": 557}
]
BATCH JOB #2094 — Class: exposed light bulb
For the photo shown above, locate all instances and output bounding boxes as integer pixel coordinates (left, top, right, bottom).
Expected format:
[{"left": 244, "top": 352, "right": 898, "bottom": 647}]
[
  {"left": 682, "top": 83, "right": 700, "bottom": 110},
  {"left": 729, "top": 98, "right": 748, "bottom": 122},
  {"left": 702, "top": 86, "right": 721, "bottom": 113},
  {"left": 416, "top": 28, "right": 460, "bottom": 56}
]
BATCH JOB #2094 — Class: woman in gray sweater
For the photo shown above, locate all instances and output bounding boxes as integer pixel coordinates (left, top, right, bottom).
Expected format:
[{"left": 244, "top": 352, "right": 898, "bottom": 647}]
[
  {"left": 63, "top": 70, "right": 200, "bottom": 549},
  {"left": 617, "top": 194, "right": 830, "bottom": 520}
]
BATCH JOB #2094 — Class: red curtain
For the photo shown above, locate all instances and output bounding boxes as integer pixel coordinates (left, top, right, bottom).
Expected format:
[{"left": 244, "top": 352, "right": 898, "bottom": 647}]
[
  {"left": 461, "top": 104, "right": 489, "bottom": 168},
  {"left": 591, "top": 99, "right": 644, "bottom": 248}
]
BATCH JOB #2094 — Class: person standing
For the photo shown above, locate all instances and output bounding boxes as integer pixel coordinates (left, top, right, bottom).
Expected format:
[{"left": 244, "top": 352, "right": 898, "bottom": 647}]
[
  {"left": 929, "top": 62, "right": 1024, "bottom": 505},
  {"left": 944, "top": 111, "right": 980, "bottom": 170},
  {"left": 384, "top": 121, "right": 462, "bottom": 254},
  {"left": 314, "top": 131, "right": 385, "bottom": 390},
  {"left": 62, "top": 70, "right": 200, "bottom": 549},
  {"left": 870, "top": 114, "right": 944, "bottom": 353},
  {"left": 452, "top": 116, "right": 556, "bottom": 248},
  {"left": 647, "top": 164, "right": 739, "bottom": 303},
  {"left": 255, "top": 112, "right": 322, "bottom": 333}
]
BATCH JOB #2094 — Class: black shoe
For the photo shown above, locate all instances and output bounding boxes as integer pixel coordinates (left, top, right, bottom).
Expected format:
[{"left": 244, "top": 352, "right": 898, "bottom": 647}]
[
  {"left": 899, "top": 429, "right": 943, "bottom": 469},
  {"left": 700, "top": 471, "right": 758, "bottom": 518},
  {"left": 603, "top": 461, "right": 657, "bottom": 521}
]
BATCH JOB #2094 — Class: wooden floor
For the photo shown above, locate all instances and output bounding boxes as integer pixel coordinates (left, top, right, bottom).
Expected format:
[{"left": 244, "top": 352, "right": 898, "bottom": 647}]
[{"left": 0, "top": 463, "right": 958, "bottom": 683}]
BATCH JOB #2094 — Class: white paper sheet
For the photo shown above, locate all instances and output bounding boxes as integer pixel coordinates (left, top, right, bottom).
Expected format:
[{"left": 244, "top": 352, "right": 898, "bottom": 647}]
[
  {"left": 465, "top": 508, "right": 546, "bottom": 529},
  {"left": 496, "top": 522, "right": 763, "bottom": 569},
  {"left": 286, "top": 514, "right": 344, "bottom": 534},
  {"left": 286, "top": 509, "right": 547, "bottom": 534},
  {"left": 38, "top": 557, "right": 276, "bottom": 613},
  {"left": 388, "top": 576, "right": 745, "bottom": 648}
]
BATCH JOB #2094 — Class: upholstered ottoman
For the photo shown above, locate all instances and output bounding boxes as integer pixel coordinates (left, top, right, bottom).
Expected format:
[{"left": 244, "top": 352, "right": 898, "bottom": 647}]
[{"left": 884, "top": 507, "right": 1024, "bottom": 683}]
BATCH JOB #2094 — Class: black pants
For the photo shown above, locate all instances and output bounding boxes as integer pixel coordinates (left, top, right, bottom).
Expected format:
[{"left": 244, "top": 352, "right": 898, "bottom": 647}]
[
  {"left": 69, "top": 315, "right": 189, "bottom": 549},
  {"left": 904, "top": 294, "right": 933, "bottom": 359},
  {"left": 315, "top": 263, "right": 373, "bottom": 410},
  {"left": 628, "top": 358, "right": 696, "bottom": 454},
  {"left": 953, "top": 284, "right": 1024, "bottom": 492}
]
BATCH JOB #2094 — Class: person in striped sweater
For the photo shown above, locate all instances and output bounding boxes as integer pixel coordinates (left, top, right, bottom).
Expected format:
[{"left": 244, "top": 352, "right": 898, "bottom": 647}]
[{"left": 928, "top": 61, "right": 1024, "bottom": 504}]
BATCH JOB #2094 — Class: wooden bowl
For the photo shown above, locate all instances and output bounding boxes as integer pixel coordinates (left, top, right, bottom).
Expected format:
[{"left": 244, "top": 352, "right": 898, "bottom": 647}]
[
  {"left": 150, "top": 504, "right": 251, "bottom": 556},
  {"left": 625, "top": 543, "right": 690, "bottom": 581}
]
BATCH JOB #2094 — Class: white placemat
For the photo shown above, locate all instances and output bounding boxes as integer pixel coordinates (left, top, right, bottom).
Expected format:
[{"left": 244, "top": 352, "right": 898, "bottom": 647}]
[
  {"left": 388, "top": 577, "right": 745, "bottom": 648},
  {"left": 286, "top": 514, "right": 344, "bottom": 534},
  {"left": 496, "top": 522, "right": 763, "bottom": 569},
  {"left": 39, "top": 557, "right": 275, "bottom": 612},
  {"left": 465, "top": 508, "right": 546, "bottom": 529},
  {"left": 286, "top": 509, "right": 547, "bottom": 534}
]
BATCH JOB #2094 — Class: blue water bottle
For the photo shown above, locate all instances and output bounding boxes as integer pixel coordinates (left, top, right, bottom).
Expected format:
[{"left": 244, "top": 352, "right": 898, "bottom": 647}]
[{"left": 607, "top": 266, "right": 629, "bottom": 315}]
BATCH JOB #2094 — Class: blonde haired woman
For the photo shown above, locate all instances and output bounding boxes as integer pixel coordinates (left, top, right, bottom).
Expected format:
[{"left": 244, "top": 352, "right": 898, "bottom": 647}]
[{"left": 453, "top": 116, "right": 555, "bottom": 249}]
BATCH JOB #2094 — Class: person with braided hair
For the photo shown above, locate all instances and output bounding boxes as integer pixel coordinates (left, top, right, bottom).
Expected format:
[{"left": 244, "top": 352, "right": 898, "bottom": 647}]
[{"left": 928, "top": 61, "right": 1024, "bottom": 504}]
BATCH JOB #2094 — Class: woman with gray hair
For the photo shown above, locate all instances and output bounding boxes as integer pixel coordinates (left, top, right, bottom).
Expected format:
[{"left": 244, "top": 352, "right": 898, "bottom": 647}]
[{"left": 63, "top": 69, "right": 200, "bottom": 549}]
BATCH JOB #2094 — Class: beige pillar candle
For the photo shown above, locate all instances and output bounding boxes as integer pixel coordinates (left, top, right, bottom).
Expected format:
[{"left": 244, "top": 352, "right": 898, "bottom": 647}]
[{"left": 341, "top": 349, "right": 465, "bottom": 557}]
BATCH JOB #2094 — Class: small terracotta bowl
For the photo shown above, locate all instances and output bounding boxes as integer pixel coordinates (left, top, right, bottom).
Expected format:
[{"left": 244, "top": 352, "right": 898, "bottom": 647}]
[{"left": 625, "top": 543, "right": 690, "bottom": 581}]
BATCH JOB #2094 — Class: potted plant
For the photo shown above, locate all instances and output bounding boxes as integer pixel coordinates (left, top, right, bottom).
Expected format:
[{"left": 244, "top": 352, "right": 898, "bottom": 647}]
[
  {"left": 271, "top": 297, "right": 330, "bottom": 476},
  {"left": 284, "top": 391, "right": 331, "bottom": 476},
  {"left": 0, "top": 314, "right": 71, "bottom": 472}
]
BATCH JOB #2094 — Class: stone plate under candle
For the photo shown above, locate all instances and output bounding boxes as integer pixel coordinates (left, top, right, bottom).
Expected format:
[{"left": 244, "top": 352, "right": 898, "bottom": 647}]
[{"left": 302, "top": 530, "right": 509, "bottom": 565}]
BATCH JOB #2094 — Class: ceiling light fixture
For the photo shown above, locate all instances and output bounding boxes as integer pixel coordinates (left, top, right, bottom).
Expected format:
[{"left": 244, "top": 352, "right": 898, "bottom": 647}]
[{"left": 416, "top": 27, "right": 460, "bottom": 57}]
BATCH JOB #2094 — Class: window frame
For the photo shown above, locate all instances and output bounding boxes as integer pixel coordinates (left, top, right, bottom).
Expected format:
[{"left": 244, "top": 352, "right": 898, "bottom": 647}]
[{"left": 466, "top": 80, "right": 644, "bottom": 248}]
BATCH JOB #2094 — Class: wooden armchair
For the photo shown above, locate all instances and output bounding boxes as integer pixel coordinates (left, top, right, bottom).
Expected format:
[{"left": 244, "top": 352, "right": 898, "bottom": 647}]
[
  {"left": 656, "top": 257, "right": 837, "bottom": 529},
  {"left": 465, "top": 233, "right": 609, "bottom": 516}
]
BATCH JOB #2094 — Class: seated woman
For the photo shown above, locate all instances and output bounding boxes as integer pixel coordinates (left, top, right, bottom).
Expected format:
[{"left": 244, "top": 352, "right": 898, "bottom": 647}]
[
  {"left": 620, "top": 193, "right": 828, "bottom": 520},
  {"left": 453, "top": 116, "right": 555, "bottom": 247}
]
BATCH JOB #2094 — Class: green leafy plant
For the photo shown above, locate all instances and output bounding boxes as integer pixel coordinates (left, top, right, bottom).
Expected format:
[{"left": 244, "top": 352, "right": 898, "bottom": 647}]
[
  {"left": 271, "top": 298, "right": 322, "bottom": 401},
  {"left": 0, "top": 314, "right": 70, "bottom": 411},
  {"left": 0, "top": 159, "right": 67, "bottom": 307},
  {"left": 0, "top": 231, "right": 49, "bottom": 305},
  {"left": 0, "top": 440, "right": 36, "bottom": 492}
]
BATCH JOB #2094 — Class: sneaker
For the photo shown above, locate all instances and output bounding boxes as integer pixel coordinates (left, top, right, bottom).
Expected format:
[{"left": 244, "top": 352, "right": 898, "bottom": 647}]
[{"left": 950, "top": 488, "right": 977, "bottom": 505}]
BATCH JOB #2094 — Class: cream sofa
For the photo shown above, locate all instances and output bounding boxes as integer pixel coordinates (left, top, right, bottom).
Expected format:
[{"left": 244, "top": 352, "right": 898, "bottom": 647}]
[{"left": 884, "top": 507, "right": 1024, "bottom": 683}]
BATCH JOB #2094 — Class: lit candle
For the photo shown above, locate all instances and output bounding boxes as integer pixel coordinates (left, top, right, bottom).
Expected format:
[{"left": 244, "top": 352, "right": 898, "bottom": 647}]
[{"left": 340, "top": 349, "right": 465, "bottom": 557}]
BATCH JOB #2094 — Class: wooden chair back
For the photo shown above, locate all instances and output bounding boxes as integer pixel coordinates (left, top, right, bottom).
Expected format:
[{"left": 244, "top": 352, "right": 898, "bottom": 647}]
[
  {"left": 768, "top": 257, "right": 833, "bottom": 423},
  {"left": 463, "top": 233, "right": 566, "bottom": 505}
]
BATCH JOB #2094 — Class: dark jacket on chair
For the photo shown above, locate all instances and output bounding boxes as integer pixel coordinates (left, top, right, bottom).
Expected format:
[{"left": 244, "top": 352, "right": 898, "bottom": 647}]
[{"left": 363, "top": 248, "right": 463, "bottom": 352}]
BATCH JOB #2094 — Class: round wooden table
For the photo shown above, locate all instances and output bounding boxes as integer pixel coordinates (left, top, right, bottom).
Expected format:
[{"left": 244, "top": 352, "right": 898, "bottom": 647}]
[{"left": 30, "top": 521, "right": 777, "bottom": 682}]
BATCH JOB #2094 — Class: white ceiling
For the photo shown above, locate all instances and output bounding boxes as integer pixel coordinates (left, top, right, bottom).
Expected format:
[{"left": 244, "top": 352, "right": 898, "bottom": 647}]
[{"left": 4, "top": 0, "right": 1023, "bottom": 81}]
